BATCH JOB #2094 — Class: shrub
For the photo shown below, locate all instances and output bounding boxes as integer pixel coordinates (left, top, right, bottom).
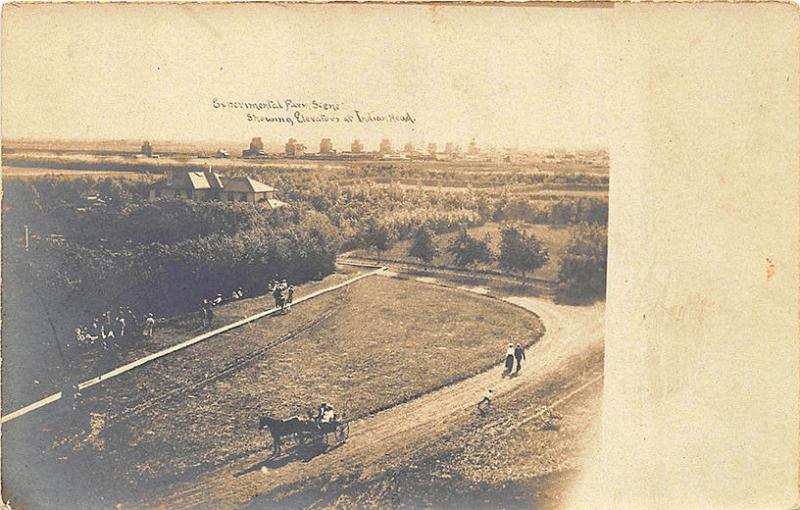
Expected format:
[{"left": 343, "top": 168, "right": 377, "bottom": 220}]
[
  {"left": 558, "top": 223, "right": 608, "bottom": 299},
  {"left": 408, "top": 226, "right": 438, "bottom": 265}
]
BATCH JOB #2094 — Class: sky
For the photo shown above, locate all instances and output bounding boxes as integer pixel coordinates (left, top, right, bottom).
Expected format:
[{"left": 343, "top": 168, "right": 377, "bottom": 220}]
[{"left": 2, "top": 3, "right": 612, "bottom": 151}]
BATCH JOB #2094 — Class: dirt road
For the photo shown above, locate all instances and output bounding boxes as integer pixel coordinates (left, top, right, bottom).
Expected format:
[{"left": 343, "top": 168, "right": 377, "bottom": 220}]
[{"left": 139, "top": 273, "right": 604, "bottom": 510}]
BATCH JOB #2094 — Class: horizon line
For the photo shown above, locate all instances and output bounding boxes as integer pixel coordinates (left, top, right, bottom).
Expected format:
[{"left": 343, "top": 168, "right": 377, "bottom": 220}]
[{"left": 1, "top": 136, "right": 609, "bottom": 153}]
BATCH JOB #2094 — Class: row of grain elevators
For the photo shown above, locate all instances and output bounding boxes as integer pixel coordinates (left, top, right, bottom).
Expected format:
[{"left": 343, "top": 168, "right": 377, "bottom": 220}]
[{"left": 141, "top": 138, "right": 485, "bottom": 162}]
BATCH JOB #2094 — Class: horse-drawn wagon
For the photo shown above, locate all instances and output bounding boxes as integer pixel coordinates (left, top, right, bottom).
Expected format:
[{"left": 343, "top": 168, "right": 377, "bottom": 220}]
[{"left": 259, "top": 413, "right": 349, "bottom": 456}]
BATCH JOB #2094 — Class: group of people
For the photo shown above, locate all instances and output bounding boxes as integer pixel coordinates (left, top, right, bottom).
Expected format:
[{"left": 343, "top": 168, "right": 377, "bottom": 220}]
[
  {"left": 504, "top": 343, "right": 526, "bottom": 375},
  {"left": 270, "top": 279, "right": 294, "bottom": 313},
  {"left": 73, "top": 307, "right": 156, "bottom": 350},
  {"left": 199, "top": 288, "right": 245, "bottom": 328},
  {"left": 478, "top": 342, "right": 529, "bottom": 415}
]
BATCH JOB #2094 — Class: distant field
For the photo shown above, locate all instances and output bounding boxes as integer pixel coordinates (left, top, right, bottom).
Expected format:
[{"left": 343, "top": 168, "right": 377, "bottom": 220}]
[
  {"left": 349, "top": 222, "right": 573, "bottom": 282},
  {"left": 2, "top": 166, "right": 154, "bottom": 180},
  {"left": 2, "top": 147, "right": 608, "bottom": 176}
]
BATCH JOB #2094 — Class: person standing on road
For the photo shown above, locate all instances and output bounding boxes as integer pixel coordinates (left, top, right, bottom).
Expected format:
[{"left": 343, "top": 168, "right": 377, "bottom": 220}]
[
  {"left": 504, "top": 343, "right": 515, "bottom": 374},
  {"left": 514, "top": 344, "right": 526, "bottom": 374}
]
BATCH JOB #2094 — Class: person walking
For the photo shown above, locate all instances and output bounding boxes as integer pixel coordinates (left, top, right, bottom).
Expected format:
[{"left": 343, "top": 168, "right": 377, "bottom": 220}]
[
  {"left": 100, "top": 332, "right": 118, "bottom": 371},
  {"left": 286, "top": 285, "right": 294, "bottom": 312},
  {"left": 272, "top": 284, "right": 284, "bottom": 310},
  {"left": 198, "top": 302, "right": 206, "bottom": 328},
  {"left": 478, "top": 388, "right": 493, "bottom": 415},
  {"left": 504, "top": 343, "right": 515, "bottom": 375},
  {"left": 205, "top": 299, "right": 214, "bottom": 327},
  {"left": 115, "top": 314, "right": 126, "bottom": 339},
  {"left": 101, "top": 311, "right": 115, "bottom": 340},
  {"left": 143, "top": 313, "right": 156, "bottom": 338},
  {"left": 87, "top": 320, "right": 101, "bottom": 344},
  {"left": 514, "top": 344, "right": 526, "bottom": 374},
  {"left": 199, "top": 300, "right": 211, "bottom": 328}
]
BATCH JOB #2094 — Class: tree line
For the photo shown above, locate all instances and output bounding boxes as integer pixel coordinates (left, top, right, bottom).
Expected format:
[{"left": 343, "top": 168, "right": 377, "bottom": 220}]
[
  {"left": 407, "top": 223, "right": 607, "bottom": 299},
  {"left": 3, "top": 174, "right": 608, "bottom": 330}
]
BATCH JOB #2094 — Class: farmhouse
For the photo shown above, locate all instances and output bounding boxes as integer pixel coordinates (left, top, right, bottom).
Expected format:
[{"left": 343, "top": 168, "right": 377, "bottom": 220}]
[
  {"left": 221, "top": 176, "right": 285, "bottom": 206},
  {"left": 149, "top": 170, "right": 286, "bottom": 207}
]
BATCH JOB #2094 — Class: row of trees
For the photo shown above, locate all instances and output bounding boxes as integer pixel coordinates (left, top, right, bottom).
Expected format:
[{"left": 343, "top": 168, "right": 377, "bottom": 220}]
[
  {"left": 407, "top": 223, "right": 607, "bottom": 299},
  {"left": 407, "top": 224, "right": 550, "bottom": 279},
  {"left": 491, "top": 195, "right": 608, "bottom": 225}
]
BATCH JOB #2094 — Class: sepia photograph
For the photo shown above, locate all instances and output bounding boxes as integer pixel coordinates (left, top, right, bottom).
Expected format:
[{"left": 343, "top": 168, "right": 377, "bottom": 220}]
[{"left": 1, "top": 2, "right": 798, "bottom": 510}]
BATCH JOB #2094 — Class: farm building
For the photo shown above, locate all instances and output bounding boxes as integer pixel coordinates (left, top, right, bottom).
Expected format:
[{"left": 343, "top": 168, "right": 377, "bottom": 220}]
[
  {"left": 221, "top": 176, "right": 285, "bottom": 206},
  {"left": 149, "top": 171, "right": 286, "bottom": 207}
]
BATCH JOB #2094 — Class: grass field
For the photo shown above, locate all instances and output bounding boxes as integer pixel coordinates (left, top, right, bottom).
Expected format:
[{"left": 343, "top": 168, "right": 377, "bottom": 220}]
[
  {"left": 0, "top": 266, "right": 368, "bottom": 413},
  {"left": 349, "top": 222, "right": 574, "bottom": 282},
  {"left": 37, "top": 275, "right": 542, "bottom": 491}
]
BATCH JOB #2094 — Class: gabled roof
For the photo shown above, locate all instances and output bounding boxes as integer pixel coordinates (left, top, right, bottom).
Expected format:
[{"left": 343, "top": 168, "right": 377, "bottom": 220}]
[
  {"left": 186, "top": 172, "right": 212, "bottom": 190},
  {"left": 153, "top": 171, "right": 224, "bottom": 190},
  {"left": 205, "top": 171, "right": 224, "bottom": 189},
  {"left": 152, "top": 172, "right": 273, "bottom": 194},
  {"left": 223, "top": 176, "right": 275, "bottom": 193}
]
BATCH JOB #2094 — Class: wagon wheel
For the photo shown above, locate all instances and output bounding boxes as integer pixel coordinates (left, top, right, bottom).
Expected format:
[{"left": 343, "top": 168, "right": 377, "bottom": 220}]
[
  {"left": 297, "top": 431, "right": 311, "bottom": 448},
  {"left": 314, "top": 426, "right": 332, "bottom": 448}
]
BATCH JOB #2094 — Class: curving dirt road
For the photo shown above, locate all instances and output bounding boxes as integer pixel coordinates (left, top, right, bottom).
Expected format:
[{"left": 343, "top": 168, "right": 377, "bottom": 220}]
[{"left": 138, "top": 272, "right": 604, "bottom": 510}]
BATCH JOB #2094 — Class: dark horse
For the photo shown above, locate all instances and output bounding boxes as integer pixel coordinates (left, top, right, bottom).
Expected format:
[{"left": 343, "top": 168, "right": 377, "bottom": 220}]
[{"left": 258, "top": 415, "right": 319, "bottom": 456}]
